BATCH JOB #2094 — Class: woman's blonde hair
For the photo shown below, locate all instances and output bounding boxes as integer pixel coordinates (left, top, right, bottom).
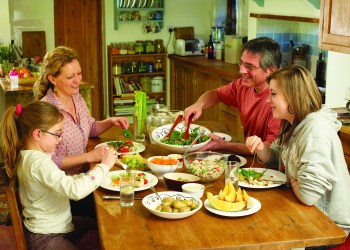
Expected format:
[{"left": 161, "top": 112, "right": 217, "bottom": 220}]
[
  {"left": 0, "top": 101, "right": 64, "bottom": 179},
  {"left": 266, "top": 64, "right": 322, "bottom": 144},
  {"left": 33, "top": 46, "right": 79, "bottom": 100}
]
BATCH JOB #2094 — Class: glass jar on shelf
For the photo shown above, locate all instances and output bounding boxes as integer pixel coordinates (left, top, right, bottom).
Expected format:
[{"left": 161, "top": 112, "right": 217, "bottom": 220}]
[
  {"left": 145, "top": 40, "right": 155, "bottom": 54},
  {"left": 155, "top": 59, "right": 162, "bottom": 72},
  {"left": 127, "top": 42, "right": 135, "bottom": 54},
  {"left": 135, "top": 40, "right": 144, "bottom": 54},
  {"left": 146, "top": 104, "right": 173, "bottom": 144},
  {"left": 154, "top": 39, "right": 164, "bottom": 53}
]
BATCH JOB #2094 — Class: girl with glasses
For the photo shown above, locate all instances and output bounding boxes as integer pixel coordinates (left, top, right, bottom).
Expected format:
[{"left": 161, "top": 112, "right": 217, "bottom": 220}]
[{"left": 0, "top": 101, "right": 118, "bottom": 249}]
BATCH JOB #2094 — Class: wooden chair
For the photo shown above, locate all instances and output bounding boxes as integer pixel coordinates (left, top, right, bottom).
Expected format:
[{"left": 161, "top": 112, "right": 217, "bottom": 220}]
[{"left": 5, "top": 177, "right": 27, "bottom": 250}]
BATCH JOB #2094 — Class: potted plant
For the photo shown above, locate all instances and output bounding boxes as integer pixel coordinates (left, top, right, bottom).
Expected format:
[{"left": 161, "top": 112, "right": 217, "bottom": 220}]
[{"left": 0, "top": 44, "right": 13, "bottom": 77}]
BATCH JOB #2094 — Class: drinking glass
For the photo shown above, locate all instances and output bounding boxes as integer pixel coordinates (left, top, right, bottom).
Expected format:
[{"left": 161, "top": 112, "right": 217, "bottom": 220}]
[
  {"left": 120, "top": 171, "right": 135, "bottom": 207},
  {"left": 133, "top": 115, "right": 145, "bottom": 142},
  {"left": 225, "top": 161, "right": 240, "bottom": 190}
]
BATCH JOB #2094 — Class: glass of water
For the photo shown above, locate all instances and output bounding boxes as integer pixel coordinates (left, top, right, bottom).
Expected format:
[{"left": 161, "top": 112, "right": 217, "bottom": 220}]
[
  {"left": 120, "top": 171, "right": 135, "bottom": 207},
  {"left": 225, "top": 161, "right": 240, "bottom": 190}
]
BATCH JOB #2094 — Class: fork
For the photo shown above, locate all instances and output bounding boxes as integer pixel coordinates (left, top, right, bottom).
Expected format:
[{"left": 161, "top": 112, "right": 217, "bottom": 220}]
[{"left": 248, "top": 152, "right": 256, "bottom": 179}]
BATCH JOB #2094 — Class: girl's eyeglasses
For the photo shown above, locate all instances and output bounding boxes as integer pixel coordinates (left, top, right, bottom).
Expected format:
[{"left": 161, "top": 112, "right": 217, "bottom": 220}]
[{"left": 42, "top": 130, "right": 62, "bottom": 139}]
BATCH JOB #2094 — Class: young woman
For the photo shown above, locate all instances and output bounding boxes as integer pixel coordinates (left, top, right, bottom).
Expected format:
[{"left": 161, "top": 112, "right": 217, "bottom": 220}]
[
  {"left": 0, "top": 101, "right": 118, "bottom": 249},
  {"left": 246, "top": 65, "right": 350, "bottom": 244}
]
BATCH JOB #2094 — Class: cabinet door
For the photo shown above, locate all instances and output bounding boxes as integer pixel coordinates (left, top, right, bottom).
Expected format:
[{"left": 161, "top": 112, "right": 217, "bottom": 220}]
[
  {"left": 319, "top": 0, "right": 350, "bottom": 54},
  {"left": 195, "top": 71, "right": 220, "bottom": 121}
]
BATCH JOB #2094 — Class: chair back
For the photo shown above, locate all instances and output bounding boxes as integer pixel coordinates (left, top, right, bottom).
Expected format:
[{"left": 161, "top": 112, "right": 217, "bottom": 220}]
[{"left": 5, "top": 177, "right": 27, "bottom": 250}]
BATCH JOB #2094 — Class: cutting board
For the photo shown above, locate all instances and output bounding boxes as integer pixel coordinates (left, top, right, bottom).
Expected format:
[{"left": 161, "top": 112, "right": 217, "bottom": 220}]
[
  {"left": 22, "top": 31, "right": 46, "bottom": 58},
  {"left": 175, "top": 27, "right": 194, "bottom": 40}
]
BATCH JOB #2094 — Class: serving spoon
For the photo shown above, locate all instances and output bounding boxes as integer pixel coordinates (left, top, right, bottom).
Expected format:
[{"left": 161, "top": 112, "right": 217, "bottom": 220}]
[
  {"left": 150, "top": 186, "right": 162, "bottom": 202},
  {"left": 165, "top": 115, "right": 183, "bottom": 139}
]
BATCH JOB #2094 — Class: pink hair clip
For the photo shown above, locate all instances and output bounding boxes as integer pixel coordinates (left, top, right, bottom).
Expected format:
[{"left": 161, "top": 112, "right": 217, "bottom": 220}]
[{"left": 15, "top": 104, "right": 22, "bottom": 116}]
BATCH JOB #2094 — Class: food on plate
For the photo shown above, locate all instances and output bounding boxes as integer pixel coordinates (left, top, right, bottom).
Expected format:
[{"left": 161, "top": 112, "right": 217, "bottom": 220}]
[
  {"left": 107, "top": 140, "right": 138, "bottom": 153},
  {"left": 111, "top": 172, "right": 149, "bottom": 188},
  {"left": 120, "top": 153, "right": 149, "bottom": 170},
  {"left": 239, "top": 168, "right": 274, "bottom": 186},
  {"left": 186, "top": 157, "right": 225, "bottom": 182},
  {"left": 149, "top": 156, "right": 178, "bottom": 165},
  {"left": 160, "top": 127, "right": 210, "bottom": 146},
  {"left": 207, "top": 182, "right": 253, "bottom": 212},
  {"left": 155, "top": 197, "right": 199, "bottom": 213}
]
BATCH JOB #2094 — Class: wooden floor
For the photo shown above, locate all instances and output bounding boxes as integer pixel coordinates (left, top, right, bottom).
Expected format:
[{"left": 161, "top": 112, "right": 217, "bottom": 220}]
[{"left": 0, "top": 224, "right": 16, "bottom": 250}]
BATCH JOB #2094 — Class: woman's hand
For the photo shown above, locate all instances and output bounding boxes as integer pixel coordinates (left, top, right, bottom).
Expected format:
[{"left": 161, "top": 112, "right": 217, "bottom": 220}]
[
  {"left": 245, "top": 135, "right": 265, "bottom": 154},
  {"left": 110, "top": 117, "right": 129, "bottom": 129},
  {"left": 101, "top": 147, "right": 118, "bottom": 169},
  {"left": 200, "top": 133, "right": 225, "bottom": 151},
  {"left": 86, "top": 145, "right": 106, "bottom": 163}
]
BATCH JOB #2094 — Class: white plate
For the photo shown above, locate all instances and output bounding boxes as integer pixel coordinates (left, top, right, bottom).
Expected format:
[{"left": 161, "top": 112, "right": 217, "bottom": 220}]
[
  {"left": 95, "top": 141, "right": 145, "bottom": 155},
  {"left": 204, "top": 195, "right": 261, "bottom": 217},
  {"left": 212, "top": 132, "right": 232, "bottom": 142},
  {"left": 142, "top": 191, "right": 203, "bottom": 219},
  {"left": 100, "top": 170, "right": 158, "bottom": 192},
  {"left": 239, "top": 168, "right": 287, "bottom": 189},
  {"left": 223, "top": 154, "right": 247, "bottom": 167}
]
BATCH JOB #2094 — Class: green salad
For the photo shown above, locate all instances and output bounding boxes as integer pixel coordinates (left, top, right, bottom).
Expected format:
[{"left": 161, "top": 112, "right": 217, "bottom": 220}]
[{"left": 160, "top": 127, "right": 210, "bottom": 146}]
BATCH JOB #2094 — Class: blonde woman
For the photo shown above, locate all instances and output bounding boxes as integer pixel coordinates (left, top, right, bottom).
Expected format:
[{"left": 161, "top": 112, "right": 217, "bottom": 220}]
[{"left": 246, "top": 65, "right": 350, "bottom": 248}]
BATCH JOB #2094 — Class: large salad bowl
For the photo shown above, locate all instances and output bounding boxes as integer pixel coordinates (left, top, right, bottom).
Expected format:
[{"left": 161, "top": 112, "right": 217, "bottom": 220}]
[{"left": 151, "top": 123, "right": 211, "bottom": 154}]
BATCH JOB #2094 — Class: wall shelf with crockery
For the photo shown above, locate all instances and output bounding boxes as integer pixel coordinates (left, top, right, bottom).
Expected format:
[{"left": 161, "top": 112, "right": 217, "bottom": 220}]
[{"left": 114, "top": 0, "right": 165, "bottom": 30}]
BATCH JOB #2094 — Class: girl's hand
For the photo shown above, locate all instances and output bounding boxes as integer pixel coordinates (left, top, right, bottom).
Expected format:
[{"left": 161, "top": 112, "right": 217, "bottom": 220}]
[
  {"left": 101, "top": 147, "right": 118, "bottom": 169},
  {"left": 87, "top": 145, "right": 106, "bottom": 163},
  {"left": 245, "top": 135, "right": 265, "bottom": 154},
  {"left": 110, "top": 117, "right": 129, "bottom": 129}
]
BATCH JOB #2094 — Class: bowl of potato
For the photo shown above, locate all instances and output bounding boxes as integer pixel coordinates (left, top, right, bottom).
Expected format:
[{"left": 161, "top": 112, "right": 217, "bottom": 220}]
[{"left": 142, "top": 191, "right": 203, "bottom": 219}]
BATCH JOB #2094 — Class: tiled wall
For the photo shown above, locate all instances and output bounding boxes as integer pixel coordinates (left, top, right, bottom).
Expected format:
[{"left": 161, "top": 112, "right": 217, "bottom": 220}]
[{"left": 255, "top": 18, "right": 327, "bottom": 76}]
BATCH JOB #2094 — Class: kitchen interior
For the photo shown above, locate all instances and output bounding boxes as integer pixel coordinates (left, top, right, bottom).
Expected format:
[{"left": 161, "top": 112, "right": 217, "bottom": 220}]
[{"left": 1, "top": 0, "right": 350, "bottom": 248}]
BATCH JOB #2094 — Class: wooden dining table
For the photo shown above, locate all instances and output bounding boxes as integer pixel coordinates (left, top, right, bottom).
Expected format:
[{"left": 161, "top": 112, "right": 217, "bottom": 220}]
[{"left": 88, "top": 121, "right": 346, "bottom": 250}]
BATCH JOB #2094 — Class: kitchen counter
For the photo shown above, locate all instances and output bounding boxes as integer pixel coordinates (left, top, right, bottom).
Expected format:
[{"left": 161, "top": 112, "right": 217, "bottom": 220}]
[{"left": 0, "top": 78, "right": 94, "bottom": 118}]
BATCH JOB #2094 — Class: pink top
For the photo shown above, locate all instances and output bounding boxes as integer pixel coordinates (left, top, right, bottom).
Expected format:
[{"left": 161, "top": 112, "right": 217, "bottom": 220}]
[
  {"left": 44, "top": 88, "right": 98, "bottom": 175},
  {"left": 216, "top": 78, "right": 281, "bottom": 143}
]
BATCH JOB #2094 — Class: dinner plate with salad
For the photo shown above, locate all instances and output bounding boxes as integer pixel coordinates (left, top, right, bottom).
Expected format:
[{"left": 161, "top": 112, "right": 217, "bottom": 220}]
[
  {"left": 100, "top": 170, "right": 158, "bottom": 192},
  {"left": 95, "top": 140, "right": 145, "bottom": 155},
  {"left": 238, "top": 168, "right": 287, "bottom": 189}
]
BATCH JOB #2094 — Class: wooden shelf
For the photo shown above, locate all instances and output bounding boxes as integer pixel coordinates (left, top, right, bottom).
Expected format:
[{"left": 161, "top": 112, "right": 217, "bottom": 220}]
[{"left": 250, "top": 13, "right": 319, "bottom": 23}]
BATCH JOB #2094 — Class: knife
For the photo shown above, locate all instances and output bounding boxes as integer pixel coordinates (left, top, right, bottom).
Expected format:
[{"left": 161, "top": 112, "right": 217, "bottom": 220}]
[
  {"left": 103, "top": 195, "right": 143, "bottom": 200},
  {"left": 260, "top": 179, "right": 287, "bottom": 184}
]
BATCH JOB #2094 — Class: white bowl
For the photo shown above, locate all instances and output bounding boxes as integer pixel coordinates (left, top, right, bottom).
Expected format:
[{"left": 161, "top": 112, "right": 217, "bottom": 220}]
[
  {"left": 182, "top": 183, "right": 205, "bottom": 198},
  {"left": 147, "top": 156, "right": 179, "bottom": 179},
  {"left": 167, "top": 154, "right": 184, "bottom": 169},
  {"left": 142, "top": 191, "right": 203, "bottom": 219},
  {"left": 151, "top": 123, "right": 211, "bottom": 154}
]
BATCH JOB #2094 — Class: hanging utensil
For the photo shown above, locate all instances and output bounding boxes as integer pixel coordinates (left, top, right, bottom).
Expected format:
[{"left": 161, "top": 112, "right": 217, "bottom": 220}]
[
  {"left": 165, "top": 114, "right": 183, "bottom": 139},
  {"left": 182, "top": 114, "right": 194, "bottom": 139}
]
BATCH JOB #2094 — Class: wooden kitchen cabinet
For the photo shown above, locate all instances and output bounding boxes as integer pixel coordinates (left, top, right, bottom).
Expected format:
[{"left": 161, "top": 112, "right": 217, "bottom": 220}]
[
  {"left": 319, "top": 0, "right": 350, "bottom": 54},
  {"left": 169, "top": 55, "right": 243, "bottom": 140},
  {"left": 107, "top": 47, "right": 167, "bottom": 120}
]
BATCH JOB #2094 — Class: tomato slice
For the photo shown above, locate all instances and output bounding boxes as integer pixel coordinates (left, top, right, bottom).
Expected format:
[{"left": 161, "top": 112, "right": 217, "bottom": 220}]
[
  {"left": 119, "top": 147, "right": 129, "bottom": 153},
  {"left": 144, "top": 179, "right": 148, "bottom": 185},
  {"left": 125, "top": 141, "right": 133, "bottom": 145}
]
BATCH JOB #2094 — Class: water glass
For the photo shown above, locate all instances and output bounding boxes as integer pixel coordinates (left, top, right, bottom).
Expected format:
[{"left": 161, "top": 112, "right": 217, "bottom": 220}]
[
  {"left": 225, "top": 161, "right": 240, "bottom": 190},
  {"left": 133, "top": 115, "right": 145, "bottom": 142},
  {"left": 120, "top": 171, "right": 135, "bottom": 207}
]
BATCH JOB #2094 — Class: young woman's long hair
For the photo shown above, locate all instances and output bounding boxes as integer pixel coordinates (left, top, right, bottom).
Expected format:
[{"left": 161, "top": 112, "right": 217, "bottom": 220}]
[
  {"left": 266, "top": 65, "right": 322, "bottom": 144},
  {"left": 0, "top": 101, "right": 64, "bottom": 179},
  {"left": 33, "top": 46, "right": 79, "bottom": 100}
]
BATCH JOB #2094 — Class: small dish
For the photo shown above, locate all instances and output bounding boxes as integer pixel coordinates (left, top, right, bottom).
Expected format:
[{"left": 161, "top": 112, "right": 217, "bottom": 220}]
[
  {"left": 147, "top": 156, "right": 178, "bottom": 179},
  {"left": 182, "top": 183, "right": 205, "bottom": 198},
  {"left": 163, "top": 172, "right": 200, "bottom": 191}
]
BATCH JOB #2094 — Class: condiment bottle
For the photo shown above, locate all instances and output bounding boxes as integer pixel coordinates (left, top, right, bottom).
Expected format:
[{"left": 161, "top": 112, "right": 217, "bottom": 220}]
[
  {"left": 316, "top": 51, "right": 326, "bottom": 87},
  {"left": 207, "top": 35, "right": 214, "bottom": 59},
  {"left": 9, "top": 67, "right": 19, "bottom": 89}
]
